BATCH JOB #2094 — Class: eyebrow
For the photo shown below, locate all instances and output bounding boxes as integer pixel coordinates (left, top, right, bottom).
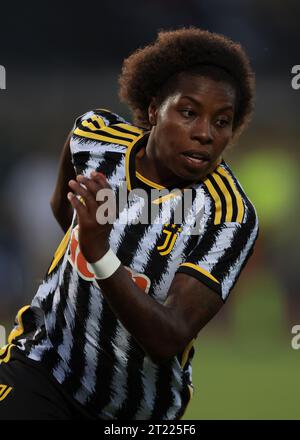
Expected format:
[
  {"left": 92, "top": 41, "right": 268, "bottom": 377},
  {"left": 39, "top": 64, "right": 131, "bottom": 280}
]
[{"left": 180, "top": 95, "right": 234, "bottom": 112}]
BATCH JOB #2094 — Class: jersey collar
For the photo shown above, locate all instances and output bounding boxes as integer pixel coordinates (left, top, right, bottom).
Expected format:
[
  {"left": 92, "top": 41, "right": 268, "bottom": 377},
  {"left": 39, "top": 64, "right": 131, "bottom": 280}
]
[{"left": 125, "top": 132, "right": 151, "bottom": 191}]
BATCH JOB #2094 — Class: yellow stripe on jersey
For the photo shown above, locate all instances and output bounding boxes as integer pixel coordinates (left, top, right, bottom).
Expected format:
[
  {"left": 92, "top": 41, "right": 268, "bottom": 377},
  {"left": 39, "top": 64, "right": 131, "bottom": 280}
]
[
  {"left": 203, "top": 178, "right": 222, "bottom": 224},
  {"left": 73, "top": 128, "right": 134, "bottom": 147},
  {"left": 115, "top": 123, "right": 144, "bottom": 135},
  {"left": 91, "top": 114, "right": 106, "bottom": 128},
  {"left": 81, "top": 120, "right": 140, "bottom": 142},
  {"left": 204, "top": 165, "right": 244, "bottom": 224},
  {"left": 178, "top": 335, "right": 195, "bottom": 420},
  {"left": 217, "top": 167, "right": 245, "bottom": 223},
  {"left": 75, "top": 113, "right": 144, "bottom": 148},
  {"left": 151, "top": 192, "right": 180, "bottom": 204},
  {"left": 104, "top": 125, "right": 142, "bottom": 141},
  {"left": 93, "top": 108, "right": 142, "bottom": 134},
  {"left": 212, "top": 172, "right": 233, "bottom": 222},
  {"left": 0, "top": 344, "right": 15, "bottom": 364},
  {"left": 8, "top": 305, "right": 31, "bottom": 344},
  {"left": 48, "top": 225, "right": 72, "bottom": 275},
  {"left": 181, "top": 338, "right": 195, "bottom": 368},
  {"left": 188, "top": 384, "right": 194, "bottom": 399},
  {"left": 81, "top": 118, "right": 105, "bottom": 132},
  {"left": 94, "top": 107, "right": 112, "bottom": 114},
  {"left": 0, "top": 385, "right": 13, "bottom": 400},
  {"left": 125, "top": 133, "right": 145, "bottom": 191},
  {"left": 180, "top": 262, "right": 220, "bottom": 284},
  {"left": 0, "top": 345, "right": 8, "bottom": 356},
  {"left": 179, "top": 384, "right": 194, "bottom": 420},
  {"left": 136, "top": 171, "right": 165, "bottom": 190}
]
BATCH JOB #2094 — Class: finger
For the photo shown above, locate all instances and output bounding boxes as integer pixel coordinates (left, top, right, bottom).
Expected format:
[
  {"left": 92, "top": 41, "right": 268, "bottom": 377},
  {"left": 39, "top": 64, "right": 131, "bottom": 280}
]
[
  {"left": 90, "top": 171, "right": 111, "bottom": 189},
  {"left": 90, "top": 172, "right": 118, "bottom": 218},
  {"left": 76, "top": 174, "right": 103, "bottom": 196},
  {"left": 68, "top": 179, "right": 97, "bottom": 211},
  {"left": 67, "top": 192, "right": 88, "bottom": 217}
]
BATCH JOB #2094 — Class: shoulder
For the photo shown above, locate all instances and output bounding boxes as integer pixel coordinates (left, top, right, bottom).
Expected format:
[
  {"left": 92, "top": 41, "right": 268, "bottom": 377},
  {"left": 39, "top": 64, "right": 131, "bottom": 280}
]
[
  {"left": 69, "top": 108, "right": 145, "bottom": 177},
  {"left": 202, "top": 160, "right": 258, "bottom": 228},
  {"left": 71, "top": 108, "right": 144, "bottom": 148},
  {"left": 73, "top": 108, "right": 126, "bottom": 128}
]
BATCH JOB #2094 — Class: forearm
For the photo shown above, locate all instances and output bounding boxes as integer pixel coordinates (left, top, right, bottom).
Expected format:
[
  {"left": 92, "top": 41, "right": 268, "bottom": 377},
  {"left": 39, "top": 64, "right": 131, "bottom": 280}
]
[
  {"left": 51, "top": 199, "right": 73, "bottom": 232},
  {"left": 97, "top": 265, "right": 187, "bottom": 363}
]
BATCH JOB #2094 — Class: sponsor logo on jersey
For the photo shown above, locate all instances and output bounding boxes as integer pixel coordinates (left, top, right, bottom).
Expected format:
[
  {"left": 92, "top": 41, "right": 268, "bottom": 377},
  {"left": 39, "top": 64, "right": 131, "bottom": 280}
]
[{"left": 68, "top": 226, "right": 151, "bottom": 293}]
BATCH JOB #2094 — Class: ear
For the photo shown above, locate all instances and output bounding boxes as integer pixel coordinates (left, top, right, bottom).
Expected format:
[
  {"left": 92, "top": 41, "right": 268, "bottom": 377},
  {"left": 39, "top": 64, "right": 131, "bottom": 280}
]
[{"left": 148, "top": 99, "right": 158, "bottom": 126}]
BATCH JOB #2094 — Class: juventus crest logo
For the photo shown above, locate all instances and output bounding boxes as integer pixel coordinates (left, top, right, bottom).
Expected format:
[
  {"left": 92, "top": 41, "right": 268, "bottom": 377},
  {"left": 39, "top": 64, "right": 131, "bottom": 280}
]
[{"left": 157, "top": 223, "right": 182, "bottom": 256}]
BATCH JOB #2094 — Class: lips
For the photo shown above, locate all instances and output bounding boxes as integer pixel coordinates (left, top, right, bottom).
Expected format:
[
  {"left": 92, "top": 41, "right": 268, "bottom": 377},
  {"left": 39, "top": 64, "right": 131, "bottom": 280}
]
[
  {"left": 180, "top": 150, "right": 210, "bottom": 168},
  {"left": 182, "top": 150, "right": 210, "bottom": 160}
]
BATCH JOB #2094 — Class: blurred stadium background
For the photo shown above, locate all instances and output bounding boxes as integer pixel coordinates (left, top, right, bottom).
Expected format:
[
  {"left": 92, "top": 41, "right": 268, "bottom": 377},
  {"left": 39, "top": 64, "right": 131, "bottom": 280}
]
[{"left": 0, "top": 0, "right": 299, "bottom": 419}]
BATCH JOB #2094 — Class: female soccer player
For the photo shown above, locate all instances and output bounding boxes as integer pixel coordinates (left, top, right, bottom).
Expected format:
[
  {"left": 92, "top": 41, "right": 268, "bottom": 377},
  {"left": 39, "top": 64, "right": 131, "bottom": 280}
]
[{"left": 0, "top": 27, "right": 258, "bottom": 420}]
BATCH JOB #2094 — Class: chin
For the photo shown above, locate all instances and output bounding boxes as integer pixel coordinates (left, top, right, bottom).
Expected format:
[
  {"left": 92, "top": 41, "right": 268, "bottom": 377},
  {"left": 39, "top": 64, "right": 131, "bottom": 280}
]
[
  {"left": 179, "top": 165, "right": 210, "bottom": 182},
  {"left": 175, "top": 170, "right": 204, "bottom": 184}
]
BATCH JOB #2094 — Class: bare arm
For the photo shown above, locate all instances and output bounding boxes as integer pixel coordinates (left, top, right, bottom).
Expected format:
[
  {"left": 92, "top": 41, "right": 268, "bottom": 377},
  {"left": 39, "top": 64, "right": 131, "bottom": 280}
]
[
  {"left": 50, "top": 132, "right": 75, "bottom": 232},
  {"left": 96, "top": 267, "right": 223, "bottom": 362},
  {"left": 67, "top": 172, "right": 223, "bottom": 363}
]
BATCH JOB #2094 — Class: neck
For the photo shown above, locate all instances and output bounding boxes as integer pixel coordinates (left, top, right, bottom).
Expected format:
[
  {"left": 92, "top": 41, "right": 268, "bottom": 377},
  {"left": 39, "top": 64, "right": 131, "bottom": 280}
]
[
  {"left": 136, "top": 131, "right": 186, "bottom": 188},
  {"left": 135, "top": 131, "right": 221, "bottom": 188}
]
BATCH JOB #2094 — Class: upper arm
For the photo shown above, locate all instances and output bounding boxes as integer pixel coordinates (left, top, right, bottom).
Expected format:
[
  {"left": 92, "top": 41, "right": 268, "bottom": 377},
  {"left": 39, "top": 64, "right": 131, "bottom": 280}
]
[
  {"left": 69, "top": 108, "right": 140, "bottom": 176},
  {"left": 50, "top": 131, "right": 75, "bottom": 231},
  {"left": 177, "top": 218, "right": 259, "bottom": 301},
  {"left": 51, "top": 131, "right": 74, "bottom": 198},
  {"left": 164, "top": 272, "right": 224, "bottom": 346},
  {"left": 50, "top": 109, "right": 116, "bottom": 225},
  {"left": 163, "top": 216, "right": 259, "bottom": 350}
]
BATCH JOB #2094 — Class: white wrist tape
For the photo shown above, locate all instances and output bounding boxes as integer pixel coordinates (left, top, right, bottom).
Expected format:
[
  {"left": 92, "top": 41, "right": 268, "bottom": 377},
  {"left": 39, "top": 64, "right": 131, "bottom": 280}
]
[{"left": 87, "top": 248, "right": 121, "bottom": 280}]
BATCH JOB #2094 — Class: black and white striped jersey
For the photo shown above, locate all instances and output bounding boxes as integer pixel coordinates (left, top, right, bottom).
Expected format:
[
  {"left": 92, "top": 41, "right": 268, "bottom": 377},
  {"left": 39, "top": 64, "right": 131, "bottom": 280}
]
[{"left": 1, "top": 109, "right": 259, "bottom": 420}]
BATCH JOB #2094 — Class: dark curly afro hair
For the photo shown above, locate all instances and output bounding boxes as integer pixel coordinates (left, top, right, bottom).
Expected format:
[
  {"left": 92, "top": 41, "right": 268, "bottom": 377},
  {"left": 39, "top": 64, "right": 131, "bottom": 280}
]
[{"left": 119, "top": 27, "right": 255, "bottom": 135}]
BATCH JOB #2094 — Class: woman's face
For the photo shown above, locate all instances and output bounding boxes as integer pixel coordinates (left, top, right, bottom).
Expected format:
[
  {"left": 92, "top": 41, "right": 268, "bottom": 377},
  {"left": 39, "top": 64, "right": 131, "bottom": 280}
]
[{"left": 148, "top": 73, "right": 236, "bottom": 182}]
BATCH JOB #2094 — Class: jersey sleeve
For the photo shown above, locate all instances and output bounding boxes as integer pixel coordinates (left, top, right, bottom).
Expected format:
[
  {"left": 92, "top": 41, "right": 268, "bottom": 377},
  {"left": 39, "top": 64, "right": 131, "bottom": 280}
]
[
  {"left": 69, "top": 108, "right": 143, "bottom": 175},
  {"left": 176, "top": 204, "right": 259, "bottom": 301}
]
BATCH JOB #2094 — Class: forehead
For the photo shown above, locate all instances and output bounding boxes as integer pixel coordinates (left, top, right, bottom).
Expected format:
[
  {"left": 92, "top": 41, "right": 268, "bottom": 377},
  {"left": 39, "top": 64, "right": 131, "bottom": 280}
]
[{"left": 168, "top": 73, "right": 236, "bottom": 105}]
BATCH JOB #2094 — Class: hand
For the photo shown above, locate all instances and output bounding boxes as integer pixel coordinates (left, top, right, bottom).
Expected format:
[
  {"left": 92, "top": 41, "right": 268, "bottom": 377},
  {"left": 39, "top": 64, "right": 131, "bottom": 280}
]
[{"left": 67, "top": 171, "right": 114, "bottom": 263}]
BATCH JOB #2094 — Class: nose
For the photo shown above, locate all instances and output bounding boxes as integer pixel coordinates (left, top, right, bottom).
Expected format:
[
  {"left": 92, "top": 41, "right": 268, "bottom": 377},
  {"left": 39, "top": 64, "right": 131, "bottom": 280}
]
[{"left": 191, "top": 117, "right": 213, "bottom": 145}]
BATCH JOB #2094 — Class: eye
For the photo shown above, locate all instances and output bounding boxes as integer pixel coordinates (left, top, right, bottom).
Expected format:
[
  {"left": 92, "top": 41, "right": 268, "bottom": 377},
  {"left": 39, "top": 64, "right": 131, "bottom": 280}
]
[
  {"left": 180, "top": 109, "right": 196, "bottom": 118},
  {"left": 215, "top": 118, "right": 232, "bottom": 128}
]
